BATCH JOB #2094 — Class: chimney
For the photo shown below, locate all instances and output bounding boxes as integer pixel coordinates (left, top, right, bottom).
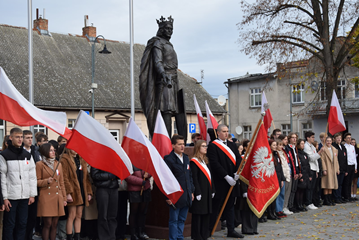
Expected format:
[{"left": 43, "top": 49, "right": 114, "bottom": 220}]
[
  {"left": 33, "top": 8, "right": 48, "bottom": 34},
  {"left": 82, "top": 15, "right": 96, "bottom": 39}
]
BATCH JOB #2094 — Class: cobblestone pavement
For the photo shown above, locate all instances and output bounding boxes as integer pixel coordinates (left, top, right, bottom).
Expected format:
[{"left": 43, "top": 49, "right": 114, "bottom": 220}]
[{"left": 203, "top": 201, "right": 359, "bottom": 240}]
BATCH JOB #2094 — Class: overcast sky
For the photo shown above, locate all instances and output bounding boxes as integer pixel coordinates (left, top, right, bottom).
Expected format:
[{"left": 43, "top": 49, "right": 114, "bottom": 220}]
[{"left": 0, "top": 0, "right": 265, "bottom": 97}]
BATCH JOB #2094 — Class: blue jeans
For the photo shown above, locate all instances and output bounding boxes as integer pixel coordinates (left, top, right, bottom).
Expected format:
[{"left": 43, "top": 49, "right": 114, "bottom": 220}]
[
  {"left": 276, "top": 182, "right": 285, "bottom": 212},
  {"left": 3, "top": 199, "right": 29, "bottom": 240},
  {"left": 169, "top": 206, "right": 189, "bottom": 240}
]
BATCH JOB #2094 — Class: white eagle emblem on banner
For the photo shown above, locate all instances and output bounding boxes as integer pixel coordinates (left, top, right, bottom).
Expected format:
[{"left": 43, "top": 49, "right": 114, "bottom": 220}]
[{"left": 251, "top": 147, "right": 275, "bottom": 182}]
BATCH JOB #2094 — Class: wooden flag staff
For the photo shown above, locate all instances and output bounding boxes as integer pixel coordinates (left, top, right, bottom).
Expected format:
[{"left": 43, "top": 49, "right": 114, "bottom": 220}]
[{"left": 210, "top": 112, "right": 265, "bottom": 236}]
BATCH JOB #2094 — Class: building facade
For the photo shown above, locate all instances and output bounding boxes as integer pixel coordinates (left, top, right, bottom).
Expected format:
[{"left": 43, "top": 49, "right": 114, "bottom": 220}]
[{"left": 226, "top": 60, "right": 359, "bottom": 141}]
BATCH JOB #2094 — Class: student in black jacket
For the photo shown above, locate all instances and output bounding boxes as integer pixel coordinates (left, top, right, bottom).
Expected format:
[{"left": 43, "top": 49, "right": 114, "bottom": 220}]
[
  {"left": 164, "top": 135, "right": 194, "bottom": 240},
  {"left": 332, "top": 133, "right": 348, "bottom": 203},
  {"left": 91, "top": 167, "right": 119, "bottom": 240},
  {"left": 296, "top": 139, "right": 311, "bottom": 212}
]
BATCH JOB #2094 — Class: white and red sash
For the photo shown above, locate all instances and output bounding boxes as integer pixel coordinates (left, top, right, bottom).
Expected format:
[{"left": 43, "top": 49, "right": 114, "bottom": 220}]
[
  {"left": 191, "top": 157, "right": 212, "bottom": 187},
  {"left": 213, "top": 139, "right": 236, "bottom": 166}
]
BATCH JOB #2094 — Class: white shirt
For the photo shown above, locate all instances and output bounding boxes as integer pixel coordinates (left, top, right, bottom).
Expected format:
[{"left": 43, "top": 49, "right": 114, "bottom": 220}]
[
  {"left": 23, "top": 147, "right": 31, "bottom": 153},
  {"left": 344, "top": 143, "right": 357, "bottom": 170},
  {"left": 304, "top": 141, "right": 320, "bottom": 172},
  {"left": 289, "top": 144, "right": 299, "bottom": 167},
  {"left": 174, "top": 152, "right": 184, "bottom": 164}
]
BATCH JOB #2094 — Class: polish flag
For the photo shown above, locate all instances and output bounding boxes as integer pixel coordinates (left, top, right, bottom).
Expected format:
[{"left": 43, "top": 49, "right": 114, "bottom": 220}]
[
  {"left": 0, "top": 67, "right": 72, "bottom": 139},
  {"left": 328, "top": 90, "right": 346, "bottom": 135},
  {"left": 194, "top": 95, "right": 206, "bottom": 141},
  {"left": 152, "top": 110, "right": 172, "bottom": 158},
  {"left": 261, "top": 92, "right": 273, "bottom": 134},
  {"left": 122, "top": 118, "right": 183, "bottom": 204},
  {"left": 205, "top": 100, "right": 219, "bottom": 143},
  {"left": 66, "top": 110, "right": 133, "bottom": 179}
]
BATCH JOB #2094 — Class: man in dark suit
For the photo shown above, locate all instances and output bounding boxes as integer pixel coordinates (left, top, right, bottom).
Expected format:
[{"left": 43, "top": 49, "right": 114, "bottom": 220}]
[
  {"left": 164, "top": 135, "right": 194, "bottom": 240},
  {"left": 332, "top": 133, "right": 348, "bottom": 203},
  {"left": 207, "top": 124, "right": 243, "bottom": 238}
]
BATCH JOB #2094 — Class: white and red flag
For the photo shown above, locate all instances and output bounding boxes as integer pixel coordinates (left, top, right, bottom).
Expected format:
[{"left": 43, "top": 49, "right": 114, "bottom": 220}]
[
  {"left": 122, "top": 118, "right": 183, "bottom": 204},
  {"left": 66, "top": 110, "right": 133, "bottom": 179},
  {"left": 152, "top": 110, "right": 172, "bottom": 158},
  {"left": 0, "top": 67, "right": 72, "bottom": 139},
  {"left": 194, "top": 95, "right": 206, "bottom": 141},
  {"left": 261, "top": 91, "right": 273, "bottom": 134},
  {"left": 205, "top": 100, "right": 219, "bottom": 143},
  {"left": 239, "top": 122, "right": 280, "bottom": 218},
  {"left": 328, "top": 90, "right": 346, "bottom": 135}
]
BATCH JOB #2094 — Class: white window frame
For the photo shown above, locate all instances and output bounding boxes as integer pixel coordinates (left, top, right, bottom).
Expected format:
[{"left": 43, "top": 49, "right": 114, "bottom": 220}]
[
  {"left": 243, "top": 125, "right": 252, "bottom": 140},
  {"left": 0, "top": 119, "right": 5, "bottom": 150},
  {"left": 34, "top": 124, "right": 47, "bottom": 135},
  {"left": 355, "top": 83, "right": 359, "bottom": 99},
  {"left": 292, "top": 84, "right": 305, "bottom": 104},
  {"left": 281, "top": 124, "right": 291, "bottom": 136},
  {"left": 302, "top": 122, "right": 312, "bottom": 138},
  {"left": 337, "top": 79, "right": 346, "bottom": 99},
  {"left": 320, "top": 82, "right": 327, "bottom": 101},
  {"left": 109, "top": 130, "right": 120, "bottom": 143},
  {"left": 250, "top": 88, "right": 261, "bottom": 107},
  {"left": 68, "top": 119, "right": 76, "bottom": 130}
]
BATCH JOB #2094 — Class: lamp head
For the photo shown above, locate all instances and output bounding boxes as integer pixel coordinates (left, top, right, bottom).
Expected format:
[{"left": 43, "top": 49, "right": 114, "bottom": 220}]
[{"left": 99, "top": 44, "right": 111, "bottom": 54}]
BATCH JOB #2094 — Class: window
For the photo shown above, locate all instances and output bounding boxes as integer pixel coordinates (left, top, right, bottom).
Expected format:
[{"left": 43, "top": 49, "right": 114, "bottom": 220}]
[
  {"left": 281, "top": 124, "right": 291, "bottom": 136},
  {"left": 0, "top": 119, "right": 5, "bottom": 150},
  {"left": 302, "top": 122, "right": 312, "bottom": 138},
  {"left": 68, "top": 119, "right": 76, "bottom": 129},
  {"left": 337, "top": 80, "right": 346, "bottom": 99},
  {"left": 109, "top": 130, "right": 120, "bottom": 143},
  {"left": 34, "top": 125, "right": 46, "bottom": 135},
  {"left": 320, "top": 82, "right": 327, "bottom": 101},
  {"left": 250, "top": 89, "right": 261, "bottom": 107},
  {"left": 355, "top": 83, "right": 359, "bottom": 98},
  {"left": 243, "top": 125, "right": 252, "bottom": 140},
  {"left": 292, "top": 84, "right": 305, "bottom": 103}
]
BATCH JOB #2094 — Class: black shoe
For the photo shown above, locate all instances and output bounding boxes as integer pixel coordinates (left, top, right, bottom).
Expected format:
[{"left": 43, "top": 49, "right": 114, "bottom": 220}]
[
  {"left": 138, "top": 228, "right": 149, "bottom": 240},
  {"left": 242, "top": 232, "right": 254, "bottom": 235},
  {"left": 334, "top": 199, "right": 342, "bottom": 204},
  {"left": 254, "top": 232, "right": 259, "bottom": 235},
  {"left": 221, "top": 220, "right": 226, "bottom": 230},
  {"left": 227, "top": 230, "right": 244, "bottom": 238},
  {"left": 343, "top": 198, "right": 350, "bottom": 202},
  {"left": 258, "top": 218, "right": 265, "bottom": 223},
  {"left": 73, "top": 233, "right": 80, "bottom": 240},
  {"left": 66, "top": 234, "right": 73, "bottom": 240},
  {"left": 349, "top": 197, "right": 356, "bottom": 202}
]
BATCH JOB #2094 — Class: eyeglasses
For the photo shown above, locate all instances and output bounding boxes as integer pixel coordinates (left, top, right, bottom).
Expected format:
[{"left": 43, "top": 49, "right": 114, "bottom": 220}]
[{"left": 201, "top": 145, "right": 208, "bottom": 148}]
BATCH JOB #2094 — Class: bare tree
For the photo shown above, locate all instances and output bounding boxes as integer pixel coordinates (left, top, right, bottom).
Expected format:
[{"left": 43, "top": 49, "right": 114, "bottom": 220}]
[{"left": 238, "top": 0, "right": 359, "bottom": 114}]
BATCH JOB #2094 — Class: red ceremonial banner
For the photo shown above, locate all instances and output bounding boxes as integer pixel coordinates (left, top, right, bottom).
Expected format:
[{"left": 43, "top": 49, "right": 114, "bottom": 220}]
[{"left": 239, "top": 123, "right": 280, "bottom": 218}]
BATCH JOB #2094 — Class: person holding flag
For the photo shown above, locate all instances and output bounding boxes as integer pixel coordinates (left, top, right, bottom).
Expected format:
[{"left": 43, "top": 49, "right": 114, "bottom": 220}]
[
  {"left": 164, "top": 135, "right": 194, "bottom": 240},
  {"left": 207, "top": 124, "right": 243, "bottom": 238}
]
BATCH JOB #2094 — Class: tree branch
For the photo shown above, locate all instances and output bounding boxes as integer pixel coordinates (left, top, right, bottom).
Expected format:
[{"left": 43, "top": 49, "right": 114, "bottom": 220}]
[
  {"left": 330, "top": 0, "right": 345, "bottom": 52},
  {"left": 252, "top": 39, "right": 323, "bottom": 62},
  {"left": 335, "top": 18, "right": 359, "bottom": 67},
  {"left": 284, "top": 20, "right": 320, "bottom": 35},
  {"left": 271, "top": 35, "right": 322, "bottom": 51}
]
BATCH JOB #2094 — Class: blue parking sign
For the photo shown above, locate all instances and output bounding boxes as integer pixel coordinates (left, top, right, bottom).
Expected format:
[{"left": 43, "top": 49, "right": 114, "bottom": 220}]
[{"left": 189, "top": 123, "right": 196, "bottom": 133}]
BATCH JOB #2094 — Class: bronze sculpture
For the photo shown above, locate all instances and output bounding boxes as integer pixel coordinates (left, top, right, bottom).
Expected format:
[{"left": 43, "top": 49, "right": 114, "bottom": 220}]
[{"left": 139, "top": 16, "right": 187, "bottom": 140}]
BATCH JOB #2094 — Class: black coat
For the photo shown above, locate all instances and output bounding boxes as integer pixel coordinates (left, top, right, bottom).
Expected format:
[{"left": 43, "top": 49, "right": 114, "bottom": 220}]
[
  {"left": 91, "top": 167, "right": 119, "bottom": 189},
  {"left": 273, "top": 151, "right": 285, "bottom": 185},
  {"left": 332, "top": 143, "right": 348, "bottom": 174},
  {"left": 189, "top": 159, "right": 215, "bottom": 215},
  {"left": 297, "top": 149, "right": 310, "bottom": 189},
  {"left": 285, "top": 145, "right": 300, "bottom": 176},
  {"left": 164, "top": 150, "right": 195, "bottom": 209},
  {"left": 207, "top": 140, "right": 242, "bottom": 197}
]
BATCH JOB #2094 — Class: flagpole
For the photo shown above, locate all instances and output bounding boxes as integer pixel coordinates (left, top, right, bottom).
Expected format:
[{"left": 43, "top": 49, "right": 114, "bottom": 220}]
[
  {"left": 210, "top": 112, "right": 265, "bottom": 236},
  {"left": 28, "top": 0, "right": 35, "bottom": 140},
  {"left": 272, "top": 120, "right": 276, "bottom": 130},
  {"left": 129, "top": 0, "right": 135, "bottom": 119}
]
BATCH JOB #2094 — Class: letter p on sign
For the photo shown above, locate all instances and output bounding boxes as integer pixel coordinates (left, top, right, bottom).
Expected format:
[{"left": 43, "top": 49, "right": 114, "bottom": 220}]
[{"left": 189, "top": 123, "right": 196, "bottom": 133}]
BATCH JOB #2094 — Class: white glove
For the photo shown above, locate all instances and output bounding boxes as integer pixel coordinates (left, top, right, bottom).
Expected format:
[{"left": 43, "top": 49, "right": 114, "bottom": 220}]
[
  {"left": 224, "top": 175, "right": 236, "bottom": 186},
  {"left": 212, "top": 193, "right": 215, "bottom": 198},
  {"left": 196, "top": 195, "right": 201, "bottom": 201},
  {"left": 243, "top": 193, "right": 247, "bottom": 198},
  {"left": 234, "top": 172, "right": 239, "bottom": 181}
]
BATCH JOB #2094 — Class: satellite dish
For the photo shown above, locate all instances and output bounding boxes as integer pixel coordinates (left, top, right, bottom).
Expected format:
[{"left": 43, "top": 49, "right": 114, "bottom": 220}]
[
  {"left": 235, "top": 126, "right": 243, "bottom": 135},
  {"left": 310, "top": 81, "right": 319, "bottom": 91},
  {"left": 217, "top": 95, "right": 226, "bottom": 106}
]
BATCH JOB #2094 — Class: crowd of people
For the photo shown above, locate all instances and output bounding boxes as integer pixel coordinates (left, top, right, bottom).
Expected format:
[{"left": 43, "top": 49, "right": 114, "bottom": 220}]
[{"left": 0, "top": 126, "right": 358, "bottom": 240}]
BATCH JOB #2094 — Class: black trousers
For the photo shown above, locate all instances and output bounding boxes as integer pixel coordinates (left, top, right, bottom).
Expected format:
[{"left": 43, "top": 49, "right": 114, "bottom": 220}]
[
  {"left": 116, "top": 191, "right": 128, "bottom": 239},
  {"left": 96, "top": 188, "right": 119, "bottom": 240},
  {"left": 241, "top": 209, "right": 258, "bottom": 234},
  {"left": 210, "top": 194, "right": 235, "bottom": 233},
  {"left": 305, "top": 170, "right": 317, "bottom": 205},
  {"left": 191, "top": 214, "right": 210, "bottom": 240},
  {"left": 343, "top": 165, "right": 355, "bottom": 199},
  {"left": 25, "top": 196, "right": 38, "bottom": 240},
  {"left": 288, "top": 178, "right": 298, "bottom": 209},
  {"left": 312, "top": 176, "right": 322, "bottom": 205}
]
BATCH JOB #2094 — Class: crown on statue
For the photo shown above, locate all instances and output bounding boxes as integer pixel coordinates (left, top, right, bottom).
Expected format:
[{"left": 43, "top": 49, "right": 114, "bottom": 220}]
[{"left": 156, "top": 16, "right": 174, "bottom": 28}]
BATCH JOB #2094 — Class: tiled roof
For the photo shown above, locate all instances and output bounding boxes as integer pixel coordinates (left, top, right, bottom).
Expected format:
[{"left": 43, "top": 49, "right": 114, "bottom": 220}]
[{"left": 0, "top": 24, "right": 225, "bottom": 114}]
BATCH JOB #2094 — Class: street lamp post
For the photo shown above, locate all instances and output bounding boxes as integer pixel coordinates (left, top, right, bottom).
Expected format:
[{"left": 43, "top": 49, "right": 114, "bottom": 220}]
[{"left": 91, "top": 35, "right": 111, "bottom": 118}]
